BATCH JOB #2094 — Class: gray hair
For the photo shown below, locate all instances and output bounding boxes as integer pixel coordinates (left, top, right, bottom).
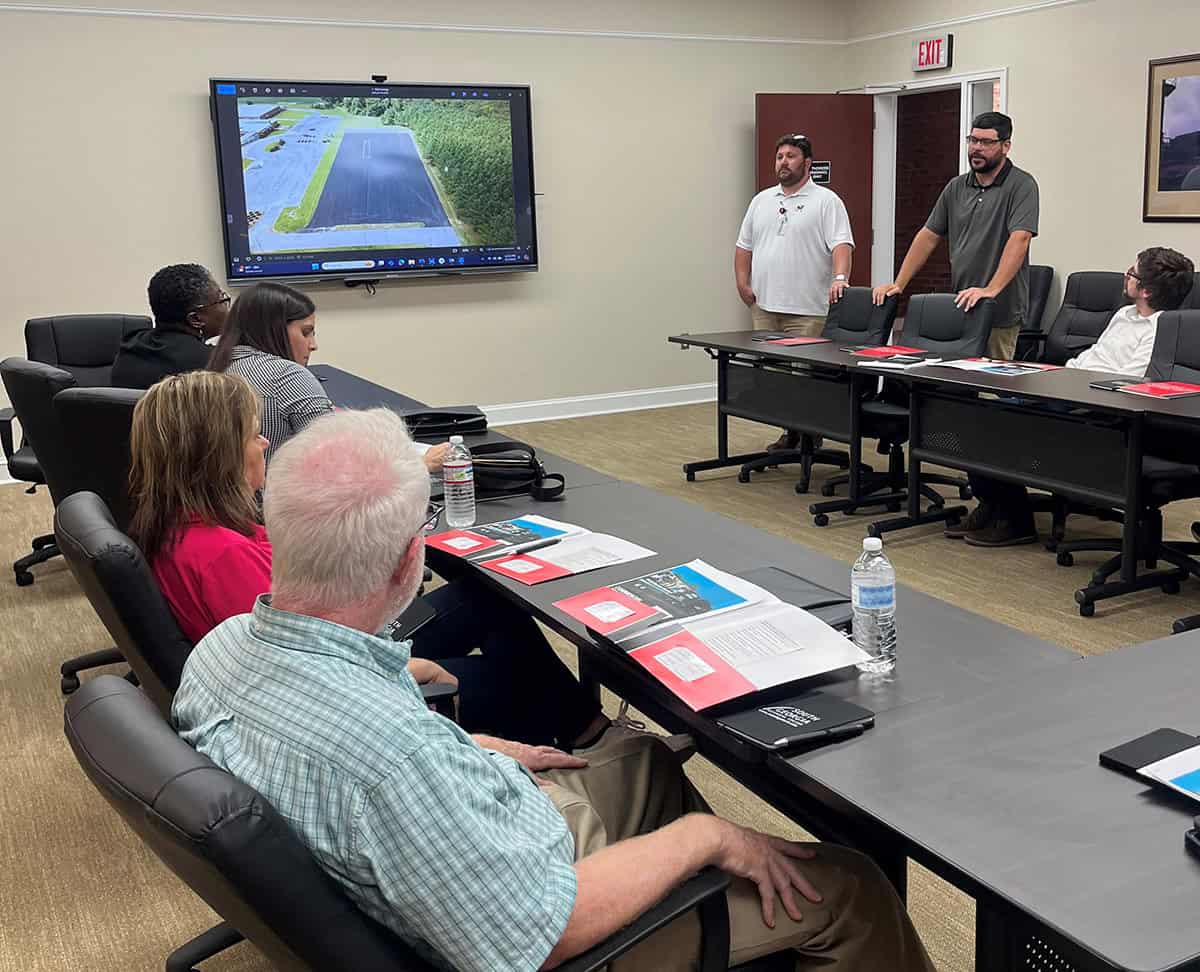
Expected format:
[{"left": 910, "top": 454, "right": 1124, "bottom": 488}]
[{"left": 264, "top": 408, "right": 430, "bottom": 609}]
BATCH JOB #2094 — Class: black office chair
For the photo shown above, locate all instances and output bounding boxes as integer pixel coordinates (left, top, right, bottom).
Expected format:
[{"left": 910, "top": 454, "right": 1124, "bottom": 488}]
[
  {"left": 811, "top": 294, "right": 994, "bottom": 526},
  {"left": 1053, "top": 310, "right": 1200, "bottom": 616},
  {"left": 1011, "top": 272, "right": 1131, "bottom": 547},
  {"left": 55, "top": 387, "right": 143, "bottom": 532},
  {"left": 0, "top": 315, "right": 148, "bottom": 585},
  {"left": 0, "top": 360, "right": 133, "bottom": 690},
  {"left": 737, "top": 289, "right": 898, "bottom": 492},
  {"left": 1031, "top": 271, "right": 1128, "bottom": 366},
  {"left": 54, "top": 492, "right": 190, "bottom": 709},
  {"left": 1014, "top": 264, "right": 1055, "bottom": 360},
  {"left": 1177, "top": 272, "right": 1200, "bottom": 311},
  {"left": 65, "top": 675, "right": 742, "bottom": 972},
  {"left": 0, "top": 359, "right": 83, "bottom": 585}
]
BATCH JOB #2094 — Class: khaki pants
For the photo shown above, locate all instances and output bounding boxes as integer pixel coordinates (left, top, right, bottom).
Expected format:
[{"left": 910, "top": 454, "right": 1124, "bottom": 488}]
[
  {"left": 751, "top": 305, "right": 826, "bottom": 337},
  {"left": 540, "top": 733, "right": 934, "bottom": 972},
  {"left": 986, "top": 322, "right": 1021, "bottom": 360}
]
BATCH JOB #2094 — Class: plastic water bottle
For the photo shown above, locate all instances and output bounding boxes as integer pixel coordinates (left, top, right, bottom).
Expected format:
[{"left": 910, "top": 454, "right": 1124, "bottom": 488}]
[
  {"left": 442, "top": 435, "right": 476, "bottom": 528},
  {"left": 852, "top": 537, "right": 897, "bottom": 674}
]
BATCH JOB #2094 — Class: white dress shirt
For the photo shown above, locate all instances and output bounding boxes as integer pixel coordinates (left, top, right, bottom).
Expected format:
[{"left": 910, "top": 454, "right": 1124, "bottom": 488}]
[{"left": 1066, "top": 305, "right": 1163, "bottom": 378}]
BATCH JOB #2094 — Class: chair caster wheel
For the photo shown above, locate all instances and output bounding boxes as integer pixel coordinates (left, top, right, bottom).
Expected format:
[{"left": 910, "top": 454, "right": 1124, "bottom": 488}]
[
  {"left": 959, "top": 486, "right": 973, "bottom": 500},
  {"left": 1163, "top": 579, "right": 1182, "bottom": 595},
  {"left": 887, "top": 502, "right": 902, "bottom": 513},
  {"left": 61, "top": 674, "right": 80, "bottom": 695},
  {"left": 1056, "top": 552, "right": 1074, "bottom": 567},
  {"left": 15, "top": 570, "right": 33, "bottom": 587},
  {"left": 737, "top": 471, "right": 750, "bottom": 484},
  {"left": 685, "top": 472, "right": 696, "bottom": 482},
  {"left": 795, "top": 480, "right": 810, "bottom": 494},
  {"left": 813, "top": 514, "right": 829, "bottom": 527},
  {"left": 820, "top": 484, "right": 836, "bottom": 497},
  {"left": 1078, "top": 601, "right": 1095, "bottom": 617}
]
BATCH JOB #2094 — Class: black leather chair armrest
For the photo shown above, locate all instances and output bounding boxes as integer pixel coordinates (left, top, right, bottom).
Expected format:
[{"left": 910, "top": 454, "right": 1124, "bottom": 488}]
[
  {"left": 0, "top": 406, "right": 14, "bottom": 460},
  {"left": 420, "top": 680, "right": 459, "bottom": 719},
  {"left": 556, "top": 867, "right": 731, "bottom": 972},
  {"left": 1018, "top": 329, "right": 1048, "bottom": 342}
]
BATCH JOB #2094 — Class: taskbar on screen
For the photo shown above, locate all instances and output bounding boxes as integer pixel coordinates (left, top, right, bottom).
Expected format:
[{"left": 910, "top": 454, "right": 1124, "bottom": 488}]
[{"left": 229, "top": 245, "right": 535, "bottom": 281}]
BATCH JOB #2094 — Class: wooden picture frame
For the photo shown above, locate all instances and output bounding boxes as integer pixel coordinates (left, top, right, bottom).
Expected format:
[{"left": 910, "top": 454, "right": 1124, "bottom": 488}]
[{"left": 1144, "top": 53, "right": 1200, "bottom": 222}]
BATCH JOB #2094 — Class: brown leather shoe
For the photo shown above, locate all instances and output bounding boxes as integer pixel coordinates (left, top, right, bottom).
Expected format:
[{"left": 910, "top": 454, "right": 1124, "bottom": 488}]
[
  {"left": 963, "top": 519, "right": 1037, "bottom": 547},
  {"left": 766, "top": 430, "right": 801, "bottom": 452},
  {"left": 944, "top": 503, "right": 993, "bottom": 539}
]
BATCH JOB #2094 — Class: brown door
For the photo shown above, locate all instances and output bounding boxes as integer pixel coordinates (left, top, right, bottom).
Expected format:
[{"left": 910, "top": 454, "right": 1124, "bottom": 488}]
[{"left": 755, "top": 93, "right": 874, "bottom": 287}]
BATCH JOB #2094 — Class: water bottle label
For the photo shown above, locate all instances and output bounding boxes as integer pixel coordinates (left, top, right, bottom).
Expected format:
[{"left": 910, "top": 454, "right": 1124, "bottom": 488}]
[
  {"left": 853, "top": 583, "right": 894, "bottom": 609},
  {"left": 444, "top": 463, "right": 473, "bottom": 485}
]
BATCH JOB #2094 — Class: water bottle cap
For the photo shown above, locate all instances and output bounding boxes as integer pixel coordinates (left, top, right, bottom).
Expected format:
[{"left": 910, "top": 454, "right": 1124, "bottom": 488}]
[
  {"left": 449, "top": 435, "right": 464, "bottom": 444},
  {"left": 863, "top": 537, "right": 883, "bottom": 552}
]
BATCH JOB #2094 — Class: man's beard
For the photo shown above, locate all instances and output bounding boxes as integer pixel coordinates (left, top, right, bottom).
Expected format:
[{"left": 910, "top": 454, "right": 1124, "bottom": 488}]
[
  {"left": 971, "top": 153, "right": 1002, "bottom": 173},
  {"left": 779, "top": 163, "right": 808, "bottom": 185}
]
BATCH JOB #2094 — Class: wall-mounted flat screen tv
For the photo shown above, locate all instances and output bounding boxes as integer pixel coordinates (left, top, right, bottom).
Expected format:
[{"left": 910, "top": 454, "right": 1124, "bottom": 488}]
[{"left": 209, "top": 79, "right": 537, "bottom": 284}]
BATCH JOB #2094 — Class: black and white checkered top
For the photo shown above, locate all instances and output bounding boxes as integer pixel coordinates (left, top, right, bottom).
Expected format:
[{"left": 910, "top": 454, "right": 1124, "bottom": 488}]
[{"left": 224, "top": 346, "right": 334, "bottom": 463}]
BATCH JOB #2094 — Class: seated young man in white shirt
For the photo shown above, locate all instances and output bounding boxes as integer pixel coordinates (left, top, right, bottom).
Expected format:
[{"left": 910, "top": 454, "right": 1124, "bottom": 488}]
[{"left": 946, "top": 246, "right": 1195, "bottom": 547}]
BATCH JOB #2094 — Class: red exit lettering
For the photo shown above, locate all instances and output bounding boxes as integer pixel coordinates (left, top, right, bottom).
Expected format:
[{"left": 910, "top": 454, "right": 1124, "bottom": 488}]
[{"left": 918, "top": 37, "right": 944, "bottom": 67}]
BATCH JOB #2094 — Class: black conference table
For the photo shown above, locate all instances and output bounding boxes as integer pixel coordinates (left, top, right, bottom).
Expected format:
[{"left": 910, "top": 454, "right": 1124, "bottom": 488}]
[
  {"left": 323, "top": 363, "right": 1200, "bottom": 970},
  {"left": 774, "top": 630, "right": 1200, "bottom": 972},
  {"left": 670, "top": 332, "right": 1200, "bottom": 615},
  {"left": 421, "top": 478, "right": 1124, "bottom": 970}
]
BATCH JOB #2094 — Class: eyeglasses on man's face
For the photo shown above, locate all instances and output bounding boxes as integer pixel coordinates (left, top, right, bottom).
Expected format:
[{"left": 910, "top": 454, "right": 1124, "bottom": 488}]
[
  {"left": 1125, "top": 265, "right": 1142, "bottom": 282},
  {"left": 964, "top": 135, "right": 1004, "bottom": 148},
  {"left": 422, "top": 503, "right": 443, "bottom": 533}
]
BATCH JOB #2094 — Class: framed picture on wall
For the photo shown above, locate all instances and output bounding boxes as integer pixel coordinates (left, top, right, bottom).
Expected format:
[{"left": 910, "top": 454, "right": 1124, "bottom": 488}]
[{"left": 1144, "top": 53, "right": 1200, "bottom": 221}]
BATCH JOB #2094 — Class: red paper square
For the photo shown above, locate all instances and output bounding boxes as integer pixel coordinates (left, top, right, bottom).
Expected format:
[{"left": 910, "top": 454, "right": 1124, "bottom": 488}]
[
  {"left": 552, "top": 587, "right": 661, "bottom": 634},
  {"left": 481, "top": 553, "right": 572, "bottom": 585}
]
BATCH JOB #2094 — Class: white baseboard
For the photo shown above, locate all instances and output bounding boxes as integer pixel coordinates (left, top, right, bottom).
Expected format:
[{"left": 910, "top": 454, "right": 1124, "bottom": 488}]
[{"left": 486, "top": 381, "right": 716, "bottom": 427}]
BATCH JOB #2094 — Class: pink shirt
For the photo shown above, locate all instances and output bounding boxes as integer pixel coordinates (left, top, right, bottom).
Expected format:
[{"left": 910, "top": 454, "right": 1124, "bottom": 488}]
[{"left": 153, "top": 521, "right": 273, "bottom": 644}]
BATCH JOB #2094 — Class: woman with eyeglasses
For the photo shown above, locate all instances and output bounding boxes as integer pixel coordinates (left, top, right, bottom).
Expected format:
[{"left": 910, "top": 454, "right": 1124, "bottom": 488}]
[
  {"left": 112, "top": 263, "right": 231, "bottom": 389},
  {"left": 129, "top": 371, "right": 611, "bottom": 749}
]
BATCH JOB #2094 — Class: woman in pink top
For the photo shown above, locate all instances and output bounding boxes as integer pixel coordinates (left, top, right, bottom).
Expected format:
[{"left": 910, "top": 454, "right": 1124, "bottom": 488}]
[{"left": 127, "top": 371, "right": 610, "bottom": 749}]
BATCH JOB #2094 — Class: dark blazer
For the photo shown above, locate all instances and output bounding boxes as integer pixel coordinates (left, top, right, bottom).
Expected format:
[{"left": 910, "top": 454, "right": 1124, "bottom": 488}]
[{"left": 111, "top": 324, "right": 212, "bottom": 389}]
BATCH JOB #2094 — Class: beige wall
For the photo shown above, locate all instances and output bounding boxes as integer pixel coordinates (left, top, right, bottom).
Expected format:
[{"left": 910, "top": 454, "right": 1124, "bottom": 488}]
[
  {"left": 843, "top": 0, "right": 1200, "bottom": 303},
  {"left": 6, "top": 0, "right": 1198, "bottom": 412},
  {"left": 0, "top": 2, "right": 843, "bottom": 408}
]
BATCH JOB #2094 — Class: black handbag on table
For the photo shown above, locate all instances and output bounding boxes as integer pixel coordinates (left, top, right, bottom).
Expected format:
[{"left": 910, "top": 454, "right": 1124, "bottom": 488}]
[{"left": 469, "top": 439, "right": 565, "bottom": 501}]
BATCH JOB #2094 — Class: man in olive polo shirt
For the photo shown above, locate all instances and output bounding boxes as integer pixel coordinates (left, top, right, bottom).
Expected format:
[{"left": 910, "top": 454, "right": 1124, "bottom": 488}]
[{"left": 873, "top": 111, "right": 1039, "bottom": 360}]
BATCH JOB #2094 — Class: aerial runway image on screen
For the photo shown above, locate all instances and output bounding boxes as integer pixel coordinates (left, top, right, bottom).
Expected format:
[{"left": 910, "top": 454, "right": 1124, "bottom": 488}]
[{"left": 237, "top": 96, "right": 516, "bottom": 254}]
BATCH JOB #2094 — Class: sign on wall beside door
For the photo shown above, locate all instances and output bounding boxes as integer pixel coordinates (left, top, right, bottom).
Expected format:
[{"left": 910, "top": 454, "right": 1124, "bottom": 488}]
[
  {"left": 811, "top": 161, "right": 831, "bottom": 185},
  {"left": 912, "top": 33, "right": 953, "bottom": 72}
]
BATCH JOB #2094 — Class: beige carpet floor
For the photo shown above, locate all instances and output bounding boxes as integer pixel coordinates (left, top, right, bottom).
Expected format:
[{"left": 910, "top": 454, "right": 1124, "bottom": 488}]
[{"left": 2, "top": 402, "right": 1196, "bottom": 971}]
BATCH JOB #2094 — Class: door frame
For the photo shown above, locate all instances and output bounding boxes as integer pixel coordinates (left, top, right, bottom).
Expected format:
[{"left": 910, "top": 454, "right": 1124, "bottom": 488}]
[{"left": 869, "top": 68, "right": 1009, "bottom": 284}]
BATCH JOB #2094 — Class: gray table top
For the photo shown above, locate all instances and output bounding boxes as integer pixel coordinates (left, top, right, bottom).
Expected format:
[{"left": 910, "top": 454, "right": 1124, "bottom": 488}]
[
  {"left": 777, "top": 631, "right": 1200, "bottom": 971},
  {"left": 431, "top": 480, "right": 1075, "bottom": 725},
  {"left": 311, "top": 364, "right": 613, "bottom": 490},
  {"left": 668, "top": 330, "right": 1200, "bottom": 420}
]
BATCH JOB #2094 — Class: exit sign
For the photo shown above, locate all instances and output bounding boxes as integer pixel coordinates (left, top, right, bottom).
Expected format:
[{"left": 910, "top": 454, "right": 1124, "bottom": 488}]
[{"left": 912, "top": 32, "right": 953, "bottom": 72}]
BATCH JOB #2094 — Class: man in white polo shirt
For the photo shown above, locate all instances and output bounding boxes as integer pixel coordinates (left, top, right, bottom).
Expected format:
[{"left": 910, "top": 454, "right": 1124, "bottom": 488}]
[{"left": 735, "top": 133, "right": 854, "bottom": 450}]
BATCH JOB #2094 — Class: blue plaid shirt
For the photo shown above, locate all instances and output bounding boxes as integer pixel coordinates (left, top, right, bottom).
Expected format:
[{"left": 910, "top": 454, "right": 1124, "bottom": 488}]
[{"left": 172, "top": 597, "right": 577, "bottom": 971}]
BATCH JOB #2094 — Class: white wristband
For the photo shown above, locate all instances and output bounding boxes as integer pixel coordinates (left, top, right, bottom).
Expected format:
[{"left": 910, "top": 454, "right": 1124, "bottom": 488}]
[{"left": 833, "top": 274, "right": 847, "bottom": 282}]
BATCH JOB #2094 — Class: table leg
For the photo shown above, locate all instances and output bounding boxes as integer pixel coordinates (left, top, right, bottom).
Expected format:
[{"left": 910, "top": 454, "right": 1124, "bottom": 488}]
[
  {"left": 1120, "top": 413, "right": 1143, "bottom": 585},
  {"left": 684, "top": 351, "right": 772, "bottom": 480},
  {"left": 976, "top": 902, "right": 1016, "bottom": 972}
]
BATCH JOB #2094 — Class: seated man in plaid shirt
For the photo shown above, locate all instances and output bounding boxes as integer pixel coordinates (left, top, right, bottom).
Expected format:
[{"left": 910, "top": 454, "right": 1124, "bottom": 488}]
[{"left": 173, "top": 407, "right": 933, "bottom": 972}]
